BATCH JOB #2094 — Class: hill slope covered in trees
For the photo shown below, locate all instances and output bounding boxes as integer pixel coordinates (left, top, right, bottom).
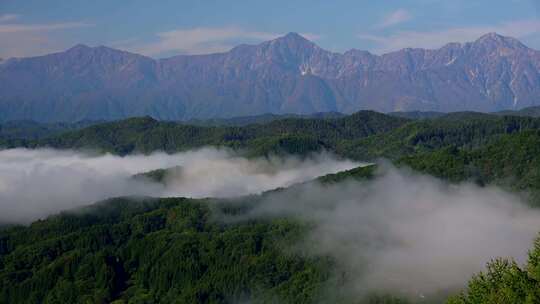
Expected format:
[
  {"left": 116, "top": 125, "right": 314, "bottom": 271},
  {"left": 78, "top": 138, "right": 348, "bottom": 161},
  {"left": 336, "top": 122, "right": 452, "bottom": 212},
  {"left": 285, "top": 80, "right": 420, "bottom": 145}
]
[{"left": 3, "top": 110, "right": 540, "bottom": 303}]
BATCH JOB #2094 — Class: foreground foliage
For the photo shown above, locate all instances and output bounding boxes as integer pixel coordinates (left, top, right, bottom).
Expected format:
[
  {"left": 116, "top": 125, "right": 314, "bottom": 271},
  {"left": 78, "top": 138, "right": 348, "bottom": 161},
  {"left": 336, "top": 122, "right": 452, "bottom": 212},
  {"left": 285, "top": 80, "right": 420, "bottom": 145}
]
[{"left": 448, "top": 238, "right": 540, "bottom": 304}]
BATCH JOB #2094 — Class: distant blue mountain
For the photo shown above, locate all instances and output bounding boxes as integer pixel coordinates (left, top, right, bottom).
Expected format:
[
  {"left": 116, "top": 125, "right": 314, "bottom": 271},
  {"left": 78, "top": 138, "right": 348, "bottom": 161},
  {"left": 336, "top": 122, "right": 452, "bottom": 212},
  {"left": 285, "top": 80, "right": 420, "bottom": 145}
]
[{"left": 0, "top": 32, "right": 539, "bottom": 122}]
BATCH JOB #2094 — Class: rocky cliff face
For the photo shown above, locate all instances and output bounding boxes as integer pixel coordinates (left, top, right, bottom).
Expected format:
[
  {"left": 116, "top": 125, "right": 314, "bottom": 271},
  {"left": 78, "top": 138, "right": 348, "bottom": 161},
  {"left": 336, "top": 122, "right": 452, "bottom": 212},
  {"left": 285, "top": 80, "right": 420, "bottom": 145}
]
[{"left": 0, "top": 32, "right": 539, "bottom": 122}]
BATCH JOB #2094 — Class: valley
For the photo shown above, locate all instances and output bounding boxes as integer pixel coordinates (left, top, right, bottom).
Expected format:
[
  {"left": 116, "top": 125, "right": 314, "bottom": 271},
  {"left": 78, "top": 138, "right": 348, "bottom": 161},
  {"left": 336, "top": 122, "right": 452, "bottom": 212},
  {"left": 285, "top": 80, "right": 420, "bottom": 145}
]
[{"left": 2, "top": 110, "right": 540, "bottom": 303}]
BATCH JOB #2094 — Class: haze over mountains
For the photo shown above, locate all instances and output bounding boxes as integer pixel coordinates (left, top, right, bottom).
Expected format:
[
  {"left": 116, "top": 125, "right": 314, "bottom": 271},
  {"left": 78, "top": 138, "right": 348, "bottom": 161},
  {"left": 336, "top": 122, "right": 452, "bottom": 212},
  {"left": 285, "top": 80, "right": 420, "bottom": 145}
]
[{"left": 0, "top": 32, "right": 539, "bottom": 122}]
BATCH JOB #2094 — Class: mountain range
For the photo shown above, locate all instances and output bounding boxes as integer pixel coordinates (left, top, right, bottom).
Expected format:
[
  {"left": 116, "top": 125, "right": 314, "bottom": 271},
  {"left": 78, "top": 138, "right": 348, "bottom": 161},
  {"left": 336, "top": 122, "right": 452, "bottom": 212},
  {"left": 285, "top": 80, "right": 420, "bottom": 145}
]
[{"left": 0, "top": 32, "right": 539, "bottom": 122}]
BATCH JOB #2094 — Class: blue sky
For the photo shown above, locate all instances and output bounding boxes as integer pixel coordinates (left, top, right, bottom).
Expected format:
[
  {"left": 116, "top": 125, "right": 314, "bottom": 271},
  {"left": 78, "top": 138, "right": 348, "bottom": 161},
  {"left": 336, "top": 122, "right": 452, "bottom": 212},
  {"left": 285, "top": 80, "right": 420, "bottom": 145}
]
[{"left": 1, "top": 0, "right": 539, "bottom": 58}]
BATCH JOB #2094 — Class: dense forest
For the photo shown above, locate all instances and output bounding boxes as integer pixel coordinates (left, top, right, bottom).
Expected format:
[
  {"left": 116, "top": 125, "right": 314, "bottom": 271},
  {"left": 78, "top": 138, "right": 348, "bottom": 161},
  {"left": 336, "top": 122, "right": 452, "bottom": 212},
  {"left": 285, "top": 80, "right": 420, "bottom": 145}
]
[
  {"left": 4, "top": 110, "right": 540, "bottom": 159},
  {"left": 0, "top": 197, "right": 335, "bottom": 303},
  {"left": 3, "top": 110, "right": 540, "bottom": 303}
]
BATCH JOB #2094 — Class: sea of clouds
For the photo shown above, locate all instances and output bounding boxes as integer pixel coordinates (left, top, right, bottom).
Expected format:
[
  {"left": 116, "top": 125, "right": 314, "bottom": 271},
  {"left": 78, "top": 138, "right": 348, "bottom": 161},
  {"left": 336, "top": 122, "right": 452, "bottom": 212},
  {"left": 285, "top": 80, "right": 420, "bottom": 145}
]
[
  {"left": 1, "top": 147, "right": 539, "bottom": 300},
  {"left": 0, "top": 147, "right": 358, "bottom": 223}
]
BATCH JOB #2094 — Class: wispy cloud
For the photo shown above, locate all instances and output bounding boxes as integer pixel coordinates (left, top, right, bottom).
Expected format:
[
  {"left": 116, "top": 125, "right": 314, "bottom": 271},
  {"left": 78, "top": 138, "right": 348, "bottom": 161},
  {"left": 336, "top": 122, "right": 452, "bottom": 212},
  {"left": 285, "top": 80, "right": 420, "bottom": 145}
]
[
  {"left": 121, "top": 27, "right": 321, "bottom": 57},
  {"left": 0, "top": 22, "right": 91, "bottom": 33},
  {"left": 0, "top": 148, "right": 357, "bottom": 223},
  {"left": 376, "top": 9, "right": 412, "bottom": 29},
  {"left": 299, "top": 32, "right": 323, "bottom": 42},
  {"left": 124, "top": 27, "right": 280, "bottom": 56},
  {"left": 359, "top": 19, "right": 540, "bottom": 53},
  {"left": 0, "top": 14, "right": 20, "bottom": 23},
  {"left": 0, "top": 16, "right": 92, "bottom": 59}
]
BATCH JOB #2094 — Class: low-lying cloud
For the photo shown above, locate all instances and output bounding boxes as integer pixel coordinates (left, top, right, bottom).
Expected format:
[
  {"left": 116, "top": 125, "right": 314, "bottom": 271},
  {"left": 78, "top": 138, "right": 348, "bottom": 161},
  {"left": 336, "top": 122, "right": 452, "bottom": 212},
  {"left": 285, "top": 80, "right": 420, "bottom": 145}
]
[
  {"left": 0, "top": 147, "right": 358, "bottom": 224},
  {"left": 236, "top": 165, "right": 540, "bottom": 299},
  {"left": 1, "top": 147, "right": 539, "bottom": 300}
]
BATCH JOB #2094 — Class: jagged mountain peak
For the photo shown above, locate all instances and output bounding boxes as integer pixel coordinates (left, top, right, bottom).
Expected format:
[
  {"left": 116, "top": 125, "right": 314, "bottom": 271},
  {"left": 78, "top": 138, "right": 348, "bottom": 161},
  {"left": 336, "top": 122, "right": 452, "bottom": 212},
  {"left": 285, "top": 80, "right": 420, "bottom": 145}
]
[
  {"left": 229, "top": 33, "right": 317, "bottom": 55},
  {"left": 280, "top": 32, "right": 311, "bottom": 42},
  {"left": 66, "top": 44, "right": 142, "bottom": 56},
  {"left": 265, "top": 32, "right": 319, "bottom": 51},
  {"left": 59, "top": 44, "right": 154, "bottom": 70},
  {"left": 473, "top": 32, "right": 527, "bottom": 50},
  {"left": 67, "top": 43, "right": 92, "bottom": 52},
  {"left": 476, "top": 32, "right": 513, "bottom": 42},
  {"left": 236, "top": 32, "right": 325, "bottom": 70},
  {"left": 0, "top": 32, "right": 539, "bottom": 122}
]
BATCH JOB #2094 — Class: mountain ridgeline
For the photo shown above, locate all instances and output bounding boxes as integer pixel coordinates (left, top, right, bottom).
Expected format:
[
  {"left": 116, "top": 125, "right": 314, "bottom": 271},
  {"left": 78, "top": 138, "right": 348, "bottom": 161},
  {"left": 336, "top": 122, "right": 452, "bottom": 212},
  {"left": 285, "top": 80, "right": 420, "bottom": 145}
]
[
  {"left": 1, "top": 32, "right": 540, "bottom": 122},
  {"left": 2, "top": 110, "right": 409, "bottom": 155}
]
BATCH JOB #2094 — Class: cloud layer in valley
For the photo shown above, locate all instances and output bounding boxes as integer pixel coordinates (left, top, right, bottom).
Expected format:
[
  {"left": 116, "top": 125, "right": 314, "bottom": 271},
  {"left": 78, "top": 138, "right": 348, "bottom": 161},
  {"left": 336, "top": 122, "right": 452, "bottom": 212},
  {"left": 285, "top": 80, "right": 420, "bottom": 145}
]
[
  {"left": 0, "top": 147, "right": 358, "bottom": 224},
  {"left": 236, "top": 165, "right": 540, "bottom": 299},
  {"left": 1, "top": 147, "right": 539, "bottom": 300}
]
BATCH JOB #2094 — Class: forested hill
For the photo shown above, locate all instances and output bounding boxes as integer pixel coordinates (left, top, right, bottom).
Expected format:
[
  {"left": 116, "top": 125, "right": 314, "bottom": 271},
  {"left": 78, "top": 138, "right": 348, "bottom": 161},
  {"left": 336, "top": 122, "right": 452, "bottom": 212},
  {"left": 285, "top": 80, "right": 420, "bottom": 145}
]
[
  {"left": 0, "top": 196, "right": 334, "bottom": 303},
  {"left": 0, "top": 110, "right": 409, "bottom": 155},
  {"left": 0, "top": 120, "right": 102, "bottom": 141},
  {"left": 4, "top": 109, "right": 540, "bottom": 161}
]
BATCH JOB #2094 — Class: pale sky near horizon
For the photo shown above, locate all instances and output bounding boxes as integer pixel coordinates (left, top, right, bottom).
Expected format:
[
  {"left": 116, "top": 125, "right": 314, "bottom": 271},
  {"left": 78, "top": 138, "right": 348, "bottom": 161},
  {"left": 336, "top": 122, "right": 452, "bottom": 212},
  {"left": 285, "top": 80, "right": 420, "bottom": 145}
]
[{"left": 1, "top": 0, "right": 540, "bottom": 59}]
